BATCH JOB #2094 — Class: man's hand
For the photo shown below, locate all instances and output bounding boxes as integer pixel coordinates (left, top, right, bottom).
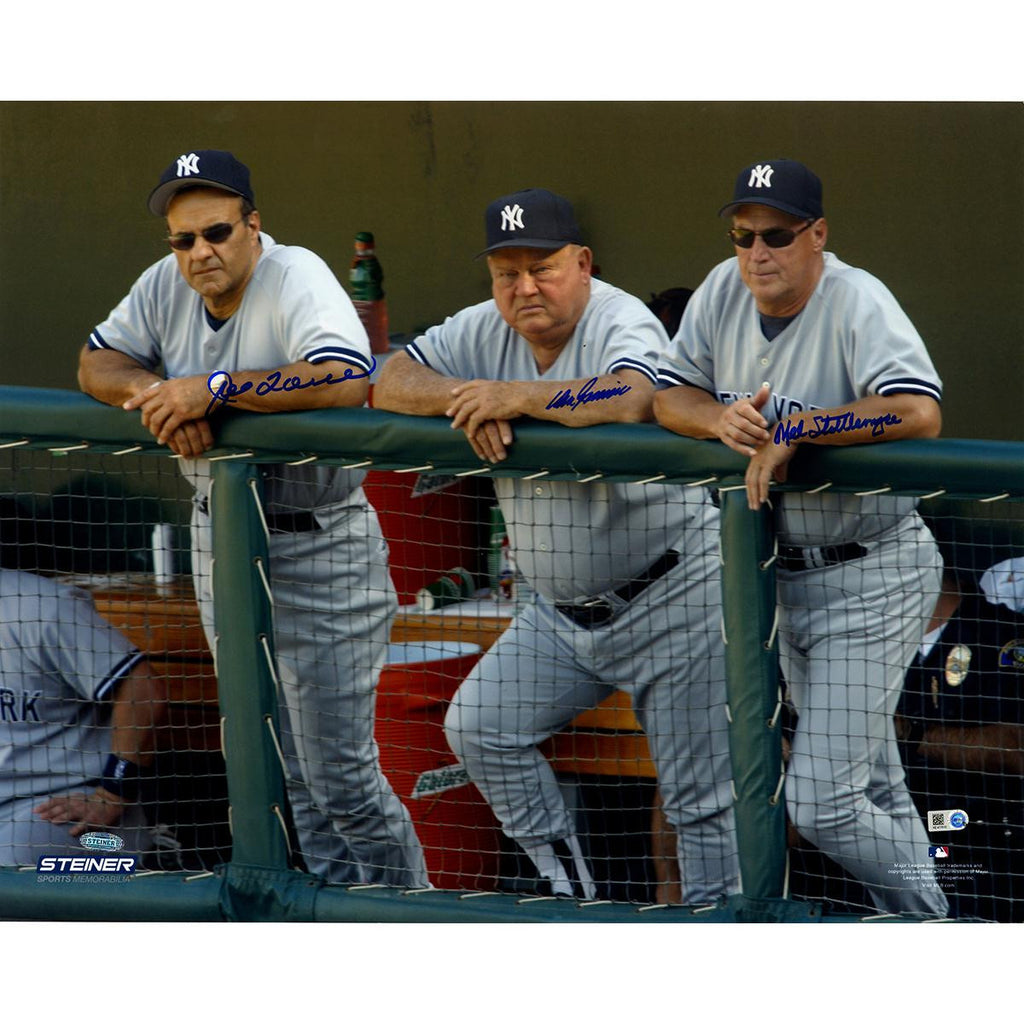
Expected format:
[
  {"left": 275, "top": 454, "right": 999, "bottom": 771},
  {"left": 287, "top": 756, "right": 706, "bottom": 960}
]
[
  {"left": 33, "top": 789, "right": 127, "bottom": 838},
  {"left": 123, "top": 376, "right": 210, "bottom": 444},
  {"left": 745, "top": 438, "right": 797, "bottom": 510},
  {"left": 716, "top": 382, "right": 772, "bottom": 456},
  {"left": 122, "top": 377, "right": 215, "bottom": 455},
  {"left": 446, "top": 380, "right": 525, "bottom": 437},
  {"left": 463, "top": 419, "right": 516, "bottom": 463}
]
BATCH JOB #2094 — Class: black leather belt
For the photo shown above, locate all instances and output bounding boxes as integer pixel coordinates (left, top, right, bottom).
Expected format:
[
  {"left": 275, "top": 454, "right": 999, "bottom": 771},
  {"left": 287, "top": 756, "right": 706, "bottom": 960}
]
[
  {"left": 777, "top": 541, "right": 868, "bottom": 573},
  {"left": 264, "top": 510, "right": 322, "bottom": 534},
  {"left": 555, "top": 550, "right": 680, "bottom": 629},
  {"left": 194, "top": 496, "right": 321, "bottom": 534}
]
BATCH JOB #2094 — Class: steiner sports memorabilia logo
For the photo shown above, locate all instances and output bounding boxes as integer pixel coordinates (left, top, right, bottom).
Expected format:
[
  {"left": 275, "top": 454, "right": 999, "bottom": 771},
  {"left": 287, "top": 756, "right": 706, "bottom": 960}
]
[
  {"left": 36, "top": 856, "right": 137, "bottom": 874},
  {"left": 79, "top": 831, "right": 125, "bottom": 853}
]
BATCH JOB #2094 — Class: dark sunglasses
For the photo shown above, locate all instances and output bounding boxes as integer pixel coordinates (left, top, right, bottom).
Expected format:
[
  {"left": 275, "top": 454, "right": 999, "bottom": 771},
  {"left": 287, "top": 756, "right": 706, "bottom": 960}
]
[
  {"left": 728, "top": 219, "right": 814, "bottom": 249},
  {"left": 167, "top": 217, "right": 246, "bottom": 251}
]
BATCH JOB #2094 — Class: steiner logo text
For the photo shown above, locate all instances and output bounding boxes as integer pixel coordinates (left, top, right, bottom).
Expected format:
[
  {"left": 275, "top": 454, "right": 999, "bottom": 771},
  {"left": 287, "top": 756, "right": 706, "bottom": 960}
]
[{"left": 37, "top": 856, "right": 137, "bottom": 874}]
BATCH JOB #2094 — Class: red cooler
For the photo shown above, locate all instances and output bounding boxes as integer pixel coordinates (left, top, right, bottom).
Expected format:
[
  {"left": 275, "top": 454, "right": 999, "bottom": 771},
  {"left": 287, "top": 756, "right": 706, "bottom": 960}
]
[
  {"left": 375, "top": 641, "right": 503, "bottom": 891},
  {"left": 362, "top": 470, "right": 483, "bottom": 604}
]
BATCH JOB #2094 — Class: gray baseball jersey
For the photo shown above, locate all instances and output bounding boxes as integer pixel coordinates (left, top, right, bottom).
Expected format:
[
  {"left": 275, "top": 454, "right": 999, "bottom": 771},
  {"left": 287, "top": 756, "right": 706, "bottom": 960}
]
[
  {"left": 408, "top": 278, "right": 714, "bottom": 602},
  {"left": 411, "top": 277, "right": 738, "bottom": 903},
  {"left": 0, "top": 568, "right": 144, "bottom": 803},
  {"left": 89, "top": 233, "right": 372, "bottom": 513},
  {"left": 88, "top": 234, "right": 428, "bottom": 887},
  {"left": 657, "top": 251, "right": 943, "bottom": 546},
  {"left": 657, "top": 250, "right": 947, "bottom": 915}
]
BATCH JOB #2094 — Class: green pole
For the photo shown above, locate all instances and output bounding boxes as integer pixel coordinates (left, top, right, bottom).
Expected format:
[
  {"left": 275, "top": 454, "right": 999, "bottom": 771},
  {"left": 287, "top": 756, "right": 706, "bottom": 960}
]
[
  {"left": 717, "top": 483, "right": 788, "bottom": 900},
  {"left": 210, "top": 460, "right": 290, "bottom": 871}
]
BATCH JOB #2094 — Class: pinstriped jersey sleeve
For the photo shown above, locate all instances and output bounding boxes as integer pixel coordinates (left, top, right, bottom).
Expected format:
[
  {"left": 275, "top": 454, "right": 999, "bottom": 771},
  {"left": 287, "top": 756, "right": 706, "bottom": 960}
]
[
  {"left": 656, "top": 269, "right": 722, "bottom": 393},
  {"left": 257, "top": 246, "right": 373, "bottom": 373},
  {"left": 581, "top": 282, "right": 663, "bottom": 385},
  {"left": 838, "top": 269, "right": 942, "bottom": 402},
  {"left": 1, "top": 571, "right": 143, "bottom": 703},
  {"left": 405, "top": 299, "right": 505, "bottom": 380},
  {"left": 88, "top": 258, "right": 176, "bottom": 370}
]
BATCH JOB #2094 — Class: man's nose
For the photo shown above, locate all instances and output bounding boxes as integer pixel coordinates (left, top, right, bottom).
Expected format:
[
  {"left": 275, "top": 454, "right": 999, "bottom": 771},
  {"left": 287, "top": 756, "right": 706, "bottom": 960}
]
[
  {"left": 516, "top": 272, "right": 539, "bottom": 295},
  {"left": 748, "top": 234, "right": 773, "bottom": 259},
  {"left": 190, "top": 235, "right": 217, "bottom": 260}
]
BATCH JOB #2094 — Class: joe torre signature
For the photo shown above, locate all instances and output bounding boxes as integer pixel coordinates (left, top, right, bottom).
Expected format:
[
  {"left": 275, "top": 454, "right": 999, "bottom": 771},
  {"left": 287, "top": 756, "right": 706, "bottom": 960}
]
[
  {"left": 546, "top": 377, "right": 632, "bottom": 412},
  {"left": 774, "top": 410, "right": 903, "bottom": 447},
  {"left": 205, "top": 357, "right": 377, "bottom": 417}
]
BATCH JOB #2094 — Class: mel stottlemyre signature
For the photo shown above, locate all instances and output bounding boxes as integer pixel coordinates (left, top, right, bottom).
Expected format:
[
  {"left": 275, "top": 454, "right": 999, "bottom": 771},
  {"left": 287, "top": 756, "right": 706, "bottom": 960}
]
[
  {"left": 545, "top": 377, "right": 632, "bottom": 412},
  {"left": 773, "top": 410, "right": 903, "bottom": 447},
  {"left": 205, "top": 357, "right": 377, "bottom": 417}
]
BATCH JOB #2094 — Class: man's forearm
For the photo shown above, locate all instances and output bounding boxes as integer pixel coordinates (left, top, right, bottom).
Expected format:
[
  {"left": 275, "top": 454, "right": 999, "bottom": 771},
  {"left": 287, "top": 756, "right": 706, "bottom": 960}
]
[
  {"left": 108, "top": 663, "right": 167, "bottom": 769},
  {"left": 373, "top": 353, "right": 466, "bottom": 416},
  {"left": 78, "top": 345, "right": 162, "bottom": 407},
  {"left": 653, "top": 384, "right": 724, "bottom": 439}
]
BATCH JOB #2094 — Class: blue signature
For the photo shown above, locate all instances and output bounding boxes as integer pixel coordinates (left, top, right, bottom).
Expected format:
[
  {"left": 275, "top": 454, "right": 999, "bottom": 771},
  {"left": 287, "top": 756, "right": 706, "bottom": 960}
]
[
  {"left": 545, "top": 377, "right": 632, "bottom": 412},
  {"left": 773, "top": 410, "right": 903, "bottom": 447},
  {"left": 205, "top": 357, "right": 376, "bottom": 416}
]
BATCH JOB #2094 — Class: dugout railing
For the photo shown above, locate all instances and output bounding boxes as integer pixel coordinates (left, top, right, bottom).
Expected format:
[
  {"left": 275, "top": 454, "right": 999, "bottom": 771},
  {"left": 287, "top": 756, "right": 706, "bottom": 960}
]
[{"left": 1, "top": 384, "right": 1021, "bottom": 924}]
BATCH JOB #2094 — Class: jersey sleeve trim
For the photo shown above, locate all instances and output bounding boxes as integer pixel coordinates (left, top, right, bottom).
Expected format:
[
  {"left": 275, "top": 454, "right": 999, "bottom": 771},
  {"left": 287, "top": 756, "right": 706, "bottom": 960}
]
[
  {"left": 304, "top": 346, "right": 373, "bottom": 372},
  {"left": 655, "top": 367, "right": 692, "bottom": 388},
  {"left": 876, "top": 378, "right": 943, "bottom": 402},
  {"left": 93, "top": 650, "right": 146, "bottom": 702},
  {"left": 607, "top": 357, "right": 657, "bottom": 384},
  {"left": 88, "top": 328, "right": 112, "bottom": 351},
  {"left": 405, "top": 340, "right": 432, "bottom": 368}
]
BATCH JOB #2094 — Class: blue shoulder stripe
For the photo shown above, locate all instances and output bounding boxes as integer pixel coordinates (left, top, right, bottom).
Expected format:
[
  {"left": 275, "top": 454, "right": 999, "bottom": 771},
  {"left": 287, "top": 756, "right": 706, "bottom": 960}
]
[
  {"left": 305, "top": 346, "right": 373, "bottom": 371},
  {"left": 94, "top": 650, "right": 146, "bottom": 702},
  {"left": 877, "top": 378, "right": 943, "bottom": 402},
  {"left": 656, "top": 367, "right": 690, "bottom": 387},
  {"left": 405, "top": 341, "right": 431, "bottom": 367},
  {"left": 607, "top": 357, "right": 657, "bottom": 384}
]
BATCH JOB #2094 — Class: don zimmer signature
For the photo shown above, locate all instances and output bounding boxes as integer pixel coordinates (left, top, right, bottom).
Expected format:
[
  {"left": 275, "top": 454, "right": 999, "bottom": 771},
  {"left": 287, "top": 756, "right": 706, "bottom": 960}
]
[
  {"left": 773, "top": 411, "right": 903, "bottom": 447},
  {"left": 546, "top": 377, "right": 632, "bottom": 412},
  {"left": 205, "top": 357, "right": 377, "bottom": 417}
]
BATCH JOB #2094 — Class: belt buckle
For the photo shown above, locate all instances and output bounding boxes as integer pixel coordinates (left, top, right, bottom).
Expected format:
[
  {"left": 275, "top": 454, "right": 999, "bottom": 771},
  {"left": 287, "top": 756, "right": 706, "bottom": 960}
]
[{"left": 557, "top": 596, "right": 615, "bottom": 629}]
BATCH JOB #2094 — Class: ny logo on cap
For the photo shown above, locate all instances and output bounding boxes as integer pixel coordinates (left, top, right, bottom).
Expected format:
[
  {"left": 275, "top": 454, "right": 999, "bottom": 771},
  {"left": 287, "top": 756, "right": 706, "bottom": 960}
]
[
  {"left": 501, "top": 203, "right": 525, "bottom": 232},
  {"left": 176, "top": 153, "right": 201, "bottom": 178},
  {"left": 748, "top": 164, "right": 775, "bottom": 188}
]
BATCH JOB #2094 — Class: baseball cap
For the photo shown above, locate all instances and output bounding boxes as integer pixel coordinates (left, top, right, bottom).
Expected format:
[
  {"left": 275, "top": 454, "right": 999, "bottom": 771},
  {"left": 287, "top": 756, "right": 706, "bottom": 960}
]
[
  {"left": 979, "top": 556, "right": 1024, "bottom": 613},
  {"left": 478, "top": 188, "right": 584, "bottom": 258},
  {"left": 147, "top": 149, "right": 255, "bottom": 216},
  {"left": 719, "top": 159, "right": 824, "bottom": 220}
]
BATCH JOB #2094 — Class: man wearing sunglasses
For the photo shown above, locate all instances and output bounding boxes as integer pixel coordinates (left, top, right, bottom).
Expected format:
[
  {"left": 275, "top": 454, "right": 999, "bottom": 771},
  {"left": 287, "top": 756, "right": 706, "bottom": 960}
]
[
  {"left": 654, "top": 159, "right": 947, "bottom": 917},
  {"left": 77, "top": 149, "right": 428, "bottom": 889}
]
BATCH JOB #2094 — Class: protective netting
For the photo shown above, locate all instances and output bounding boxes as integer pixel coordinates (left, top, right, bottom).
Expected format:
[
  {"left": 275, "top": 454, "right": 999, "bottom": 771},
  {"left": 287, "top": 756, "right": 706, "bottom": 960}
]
[
  {"left": 780, "top": 497, "right": 1024, "bottom": 921},
  {"left": 3, "top": 442, "right": 1022, "bottom": 921},
  {"left": 0, "top": 449, "right": 231, "bottom": 873},
  {"left": 257, "top": 466, "right": 734, "bottom": 903}
]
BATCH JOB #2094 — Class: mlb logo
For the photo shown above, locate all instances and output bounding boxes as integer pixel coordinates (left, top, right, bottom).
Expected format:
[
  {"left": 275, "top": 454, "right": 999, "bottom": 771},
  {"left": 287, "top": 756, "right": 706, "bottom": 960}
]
[{"left": 929, "top": 846, "right": 950, "bottom": 858}]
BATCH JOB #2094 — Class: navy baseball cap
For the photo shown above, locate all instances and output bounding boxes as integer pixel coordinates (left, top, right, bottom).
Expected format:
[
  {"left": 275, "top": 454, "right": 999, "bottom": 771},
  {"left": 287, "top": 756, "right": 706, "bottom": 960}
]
[
  {"left": 478, "top": 188, "right": 584, "bottom": 257},
  {"left": 719, "top": 159, "right": 824, "bottom": 220},
  {"left": 148, "top": 149, "right": 255, "bottom": 216}
]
